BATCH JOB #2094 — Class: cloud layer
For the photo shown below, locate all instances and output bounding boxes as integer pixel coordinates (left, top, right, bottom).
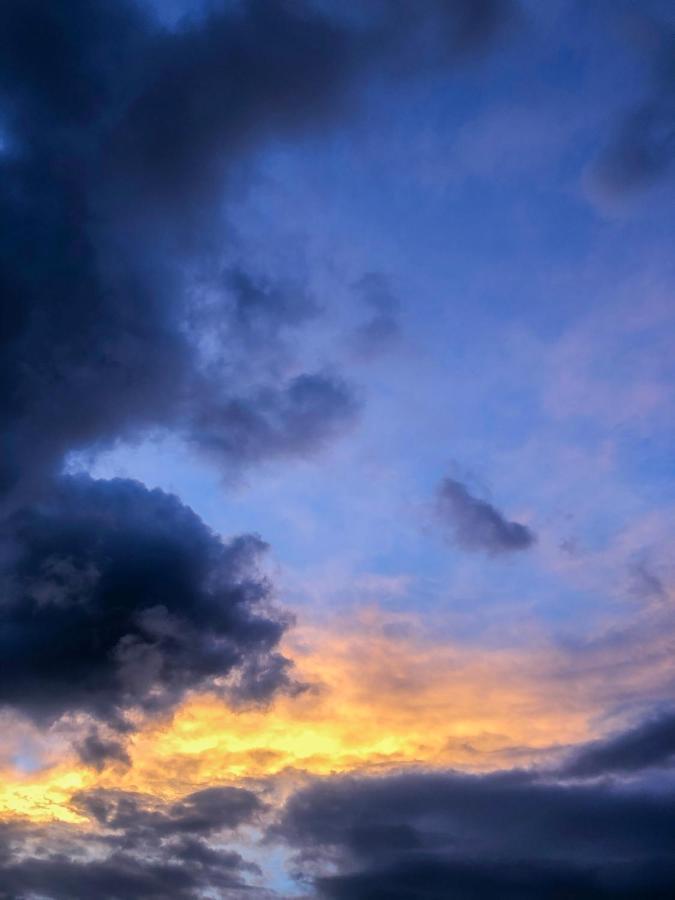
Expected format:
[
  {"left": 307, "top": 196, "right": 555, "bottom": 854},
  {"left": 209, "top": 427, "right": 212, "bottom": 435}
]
[
  {"left": 0, "top": 475, "right": 292, "bottom": 728},
  {"left": 0, "top": 786, "right": 264, "bottom": 899},
  {"left": 278, "top": 766, "right": 675, "bottom": 898}
]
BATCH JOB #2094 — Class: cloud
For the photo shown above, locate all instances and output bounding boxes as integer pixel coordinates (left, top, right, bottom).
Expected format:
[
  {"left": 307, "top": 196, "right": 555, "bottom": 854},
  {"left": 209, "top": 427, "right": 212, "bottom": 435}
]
[
  {"left": 592, "top": 14, "right": 675, "bottom": 195},
  {"left": 9, "top": 600, "right": 672, "bottom": 819},
  {"left": 563, "top": 711, "right": 675, "bottom": 777},
  {"left": 76, "top": 730, "right": 132, "bottom": 772},
  {"left": 629, "top": 559, "right": 666, "bottom": 602},
  {"left": 188, "top": 372, "right": 359, "bottom": 468},
  {"left": 0, "top": 0, "right": 360, "bottom": 502},
  {"left": 74, "top": 785, "right": 264, "bottom": 836},
  {"left": 276, "top": 768, "right": 675, "bottom": 898},
  {"left": 0, "top": 786, "right": 265, "bottom": 899},
  {"left": 436, "top": 477, "right": 536, "bottom": 555},
  {"left": 0, "top": 4, "right": 528, "bottom": 894},
  {"left": 0, "top": 474, "right": 292, "bottom": 727},
  {"left": 380, "top": 0, "right": 519, "bottom": 65},
  {"left": 223, "top": 266, "right": 318, "bottom": 344},
  {"left": 596, "top": 103, "right": 675, "bottom": 194},
  {"left": 0, "top": 0, "right": 518, "bottom": 505}
]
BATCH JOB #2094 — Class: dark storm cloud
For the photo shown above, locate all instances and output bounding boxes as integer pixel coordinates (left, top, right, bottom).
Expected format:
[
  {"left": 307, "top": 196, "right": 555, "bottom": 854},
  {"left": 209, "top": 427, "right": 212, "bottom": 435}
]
[
  {"left": 0, "top": 787, "right": 265, "bottom": 899},
  {"left": 563, "top": 711, "right": 675, "bottom": 777},
  {"left": 0, "top": 474, "right": 292, "bottom": 726},
  {"left": 0, "top": 0, "right": 359, "bottom": 502},
  {"left": 594, "top": 14, "right": 675, "bottom": 194},
  {"left": 276, "top": 769, "right": 675, "bottom": 899},
  {"left": 0, "top": 841, "right": 262, "bottom": 900},
  {"left": 436, "top": 477, "right": 536, "bottom": 555},
  {"left": 0, "top": 0, "right": 518, "bottom": 505},
  {"left": 314, "top": 858, "right": 675, "bottom": 900}
]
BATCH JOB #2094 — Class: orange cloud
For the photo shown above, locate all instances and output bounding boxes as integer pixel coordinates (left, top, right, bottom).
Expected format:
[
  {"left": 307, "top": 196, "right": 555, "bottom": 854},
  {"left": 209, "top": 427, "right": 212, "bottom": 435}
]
[{"left": 2, "top": 605, "right": 673, "bottom": 825}]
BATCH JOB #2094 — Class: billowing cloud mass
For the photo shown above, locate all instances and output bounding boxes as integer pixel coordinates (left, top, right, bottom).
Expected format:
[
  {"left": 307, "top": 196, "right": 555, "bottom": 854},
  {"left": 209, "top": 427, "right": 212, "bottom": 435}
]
[
  {"left": 0, "top": 475, "right": 291, "bottom": 728},
  {"left": 1, "top": 0, "right": 364, "bottom": 502},
  {"left": 0, "top": 786, "right": 265, "bottom": 899},
  {"left": 0, "top": 0, "right": 517, "bottom": 505},
  {"left": 436, "top": 477, "right": 536, "bottom": 554},
  {"left": 563, "top": 710, "right": 675, "bottom": 777},
  {"left": 277, "top": 768, "right": 675, "bottom": 899},
  {"left": 0, "top": 0, "right": 519, "bottom": 743},
  {"left": 275, "top": 707, "right": 675, "bottom": 896}
]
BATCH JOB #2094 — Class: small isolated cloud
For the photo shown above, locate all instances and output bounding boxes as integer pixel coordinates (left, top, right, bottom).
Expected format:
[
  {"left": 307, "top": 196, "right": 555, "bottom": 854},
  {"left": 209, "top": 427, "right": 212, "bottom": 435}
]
[
  {"left": 435, "top": 477, "right": 536, "bottom": 555},
  {"left": 275, "top": 768, "right": 675, "bottom": 899}
]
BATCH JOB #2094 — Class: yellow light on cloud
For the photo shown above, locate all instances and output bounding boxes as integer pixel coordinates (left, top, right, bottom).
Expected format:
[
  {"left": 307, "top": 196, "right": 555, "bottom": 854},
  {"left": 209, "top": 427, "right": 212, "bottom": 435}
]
[{"left": 1, "top": 606, "right": 672, "bottom": 825}]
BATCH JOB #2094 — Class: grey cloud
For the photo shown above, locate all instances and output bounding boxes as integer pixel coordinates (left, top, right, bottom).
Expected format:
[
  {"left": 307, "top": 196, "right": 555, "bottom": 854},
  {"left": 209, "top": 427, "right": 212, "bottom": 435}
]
[
  {"left": 76, "top": 730, "right": 132, "bottom": 772},
  {"left": 436, "top": 477, "right": 536, "bottom": 555},
  {"left": 189, "top": 372, "right": 359, "bottom": 468},
  {"left": 276, "top": 768, "right": 675, "bottom": 899},
  {"left": 74, "top": 785, "right": 264, "bottom": 838},
  {"left": 563, "top": 711, "right": 675, "bottom": 777}
]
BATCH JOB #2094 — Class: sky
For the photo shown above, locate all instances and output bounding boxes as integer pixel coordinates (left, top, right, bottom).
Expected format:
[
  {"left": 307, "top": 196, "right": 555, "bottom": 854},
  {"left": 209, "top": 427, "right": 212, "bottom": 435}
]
[{"left": 1, "top": 0, "right": 675, "bottom": 897}]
